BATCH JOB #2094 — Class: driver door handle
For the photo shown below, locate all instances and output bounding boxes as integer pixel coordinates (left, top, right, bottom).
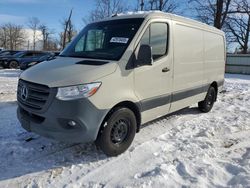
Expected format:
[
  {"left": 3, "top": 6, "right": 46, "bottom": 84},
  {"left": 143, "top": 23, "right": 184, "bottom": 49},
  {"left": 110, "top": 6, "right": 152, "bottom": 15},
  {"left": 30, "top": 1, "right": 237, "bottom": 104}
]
[{"left": 162, "top": 67, "right": 170, "bottom": 72}]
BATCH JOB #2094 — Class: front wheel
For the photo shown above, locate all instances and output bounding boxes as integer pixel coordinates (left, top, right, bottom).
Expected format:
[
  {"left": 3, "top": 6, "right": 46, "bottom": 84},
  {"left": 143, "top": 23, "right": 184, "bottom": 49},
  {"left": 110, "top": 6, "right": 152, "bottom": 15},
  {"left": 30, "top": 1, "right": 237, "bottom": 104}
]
[
  {"left": 198, "top": 86, "right": 216, "bottom": 113},
  {"left": 95, "top": 107, "right": 137, "bottom": 156},
  {"left": 8, "top": 61, "right": 19, "bottom": 69}
]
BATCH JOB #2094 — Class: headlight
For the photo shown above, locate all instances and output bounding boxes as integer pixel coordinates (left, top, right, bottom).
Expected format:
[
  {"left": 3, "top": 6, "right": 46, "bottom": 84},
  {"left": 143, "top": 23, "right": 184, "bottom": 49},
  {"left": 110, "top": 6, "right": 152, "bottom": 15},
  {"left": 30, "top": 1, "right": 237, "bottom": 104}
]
[{"left": 56, "top": 82, "right": 101, "bottom": 100}]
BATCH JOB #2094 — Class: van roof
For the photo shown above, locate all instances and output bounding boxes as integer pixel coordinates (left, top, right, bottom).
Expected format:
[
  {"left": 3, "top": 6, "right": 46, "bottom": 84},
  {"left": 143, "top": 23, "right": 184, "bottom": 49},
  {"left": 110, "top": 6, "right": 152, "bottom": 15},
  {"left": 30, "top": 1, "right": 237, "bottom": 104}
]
[{"left": 99, "top": 11, "right": 223, "bottom": 35}]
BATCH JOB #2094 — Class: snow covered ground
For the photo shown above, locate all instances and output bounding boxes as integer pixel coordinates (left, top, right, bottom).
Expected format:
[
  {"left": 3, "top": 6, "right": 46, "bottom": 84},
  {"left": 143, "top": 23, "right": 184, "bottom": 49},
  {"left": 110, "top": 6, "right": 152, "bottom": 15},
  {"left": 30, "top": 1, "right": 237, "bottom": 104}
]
[{"left": 0, "top": 69, "right": 250, "bottom": 188}]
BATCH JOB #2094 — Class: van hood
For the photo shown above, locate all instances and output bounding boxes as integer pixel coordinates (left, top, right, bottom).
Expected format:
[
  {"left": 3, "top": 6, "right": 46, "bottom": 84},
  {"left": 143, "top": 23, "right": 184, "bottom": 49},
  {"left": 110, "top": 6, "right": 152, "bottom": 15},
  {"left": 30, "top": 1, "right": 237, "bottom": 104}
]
[{"left": 20, "top": 57, "right": 118, "bottom": 87}]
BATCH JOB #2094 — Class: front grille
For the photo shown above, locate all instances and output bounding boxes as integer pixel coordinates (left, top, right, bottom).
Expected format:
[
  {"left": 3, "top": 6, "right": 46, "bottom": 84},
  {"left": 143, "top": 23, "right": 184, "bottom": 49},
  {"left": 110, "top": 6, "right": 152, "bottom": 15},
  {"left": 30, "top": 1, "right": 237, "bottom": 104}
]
[{"left": 17, "top": 79, "right": 56, "bottom": 112}]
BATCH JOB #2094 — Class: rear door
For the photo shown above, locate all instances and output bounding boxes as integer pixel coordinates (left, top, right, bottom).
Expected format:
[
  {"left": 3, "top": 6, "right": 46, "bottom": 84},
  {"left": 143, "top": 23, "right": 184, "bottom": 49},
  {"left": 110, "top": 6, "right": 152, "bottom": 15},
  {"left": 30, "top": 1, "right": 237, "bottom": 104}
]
[{"left": 134, "top": 20, "right": 173, "bottom": 121}]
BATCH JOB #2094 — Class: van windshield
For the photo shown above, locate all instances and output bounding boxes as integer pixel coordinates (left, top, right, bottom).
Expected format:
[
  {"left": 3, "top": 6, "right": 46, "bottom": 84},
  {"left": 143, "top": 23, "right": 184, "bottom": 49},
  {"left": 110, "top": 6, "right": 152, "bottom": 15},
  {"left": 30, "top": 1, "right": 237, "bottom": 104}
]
[{"left": 60, "top": 18, "right": 144, "bottom": 61}]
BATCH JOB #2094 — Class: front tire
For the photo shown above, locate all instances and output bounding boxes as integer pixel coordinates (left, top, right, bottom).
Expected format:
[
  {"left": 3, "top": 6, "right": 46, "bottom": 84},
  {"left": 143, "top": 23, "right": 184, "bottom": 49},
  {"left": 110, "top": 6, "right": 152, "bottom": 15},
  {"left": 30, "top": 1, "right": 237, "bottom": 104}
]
[
  {"left": 95, "top": 107, "right": 137, "bottom": 156},
  {"left": 198, "top": 86, "right": 216, "bottom": 112},
  {"left": 8, "top": 60, "right": 19, "bottom": 69}
]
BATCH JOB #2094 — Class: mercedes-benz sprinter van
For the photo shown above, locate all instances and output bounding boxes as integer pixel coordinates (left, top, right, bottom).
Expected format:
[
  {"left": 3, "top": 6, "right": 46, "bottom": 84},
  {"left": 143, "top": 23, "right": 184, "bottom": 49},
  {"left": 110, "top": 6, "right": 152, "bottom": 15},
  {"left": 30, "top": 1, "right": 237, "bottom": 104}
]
[{"left": 17, "top": 12, "right": 225, "bottom": 156}]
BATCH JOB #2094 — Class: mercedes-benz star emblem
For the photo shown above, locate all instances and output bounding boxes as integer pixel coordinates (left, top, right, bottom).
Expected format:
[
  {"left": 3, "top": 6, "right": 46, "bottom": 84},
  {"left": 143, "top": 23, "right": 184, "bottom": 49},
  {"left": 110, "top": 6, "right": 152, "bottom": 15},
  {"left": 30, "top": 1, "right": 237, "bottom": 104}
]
[{"left": 21, "top": 85, "right": 28, "bottom": 101}]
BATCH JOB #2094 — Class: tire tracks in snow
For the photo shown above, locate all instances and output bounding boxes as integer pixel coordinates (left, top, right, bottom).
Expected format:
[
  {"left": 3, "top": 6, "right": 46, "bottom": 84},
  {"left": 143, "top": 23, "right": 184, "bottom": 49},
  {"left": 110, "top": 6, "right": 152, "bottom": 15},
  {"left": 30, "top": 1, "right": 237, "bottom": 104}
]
[{"left": 56, "top": 111, "right": 204, "bottom": 187}]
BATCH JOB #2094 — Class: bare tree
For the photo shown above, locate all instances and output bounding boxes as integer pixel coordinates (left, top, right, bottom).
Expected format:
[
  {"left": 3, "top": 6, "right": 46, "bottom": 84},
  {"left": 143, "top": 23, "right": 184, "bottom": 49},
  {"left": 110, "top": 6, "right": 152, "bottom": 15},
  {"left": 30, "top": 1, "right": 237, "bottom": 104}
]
[
  {"left": 0, "top": 26, "right": 7, "bottom": 49},
  {"left": 159, "top": 0, "right": 179, "bottom": 12},
  {"left": 189, "top": 0, "right": 250, "bottom": 53},
  {"left": 190, "top": 0, "right": 250, "bottom": 29},
  {"left": 60, "top": 13, "right": 77, "bottom": 50},
  {"left": 140, "top": 0, "right": 179, "bottom": 13},
  {"left": 46, "top": 38, "right": 59, "bottom": 51},
  {"left": 88, "top": 0, "right": 127, "bottom": 22},
  {"left": 189, "top": 0, "right": 233, "bottom": 29},
  {"left": 140, "top": 0, "right": 144, "bottom": 11},
  {"left": 28, "top": 17, "right": 40, "bottom": 50},
  {"left": 0, "top": 23, "right": 26, "bottom": 50},
  {"left": 214, "top": 0, "right": 231, "bottom": 29},
  {"left": 226, "top": 0, "right": 250, "bottom": 53},
  {"left": 62, "top": 9, "right": 73, "bottom": 49},
  {"left": 39, "top": 24, "right": 54, "bottom": 51},
  {"left": 67, "top": 19, "right": 74, "bottom": 43}
]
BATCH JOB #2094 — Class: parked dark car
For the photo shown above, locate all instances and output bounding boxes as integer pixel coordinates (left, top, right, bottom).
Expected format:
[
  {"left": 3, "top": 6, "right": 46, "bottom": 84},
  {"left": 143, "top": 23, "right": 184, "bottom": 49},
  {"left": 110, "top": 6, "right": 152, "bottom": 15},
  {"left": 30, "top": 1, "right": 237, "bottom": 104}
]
[
  {"left": 19, "top": 52, "right": 59, "bottom": 70},
  {"left": 2, "top": 51, "right": 51, "bottom": 69},
  {"left": 0, "top": 50, "right": 20, "bottom": 57},
  {"left": 0, "top": 50, "right": 21, "bottom": 67}
]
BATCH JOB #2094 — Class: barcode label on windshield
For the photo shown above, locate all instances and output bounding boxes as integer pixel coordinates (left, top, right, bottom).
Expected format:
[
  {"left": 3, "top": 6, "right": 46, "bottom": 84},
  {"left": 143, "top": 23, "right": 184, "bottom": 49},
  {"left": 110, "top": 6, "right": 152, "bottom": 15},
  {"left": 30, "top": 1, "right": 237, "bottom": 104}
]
[{"left": 110, "top": 37, "right": 129, "bottom": 44}]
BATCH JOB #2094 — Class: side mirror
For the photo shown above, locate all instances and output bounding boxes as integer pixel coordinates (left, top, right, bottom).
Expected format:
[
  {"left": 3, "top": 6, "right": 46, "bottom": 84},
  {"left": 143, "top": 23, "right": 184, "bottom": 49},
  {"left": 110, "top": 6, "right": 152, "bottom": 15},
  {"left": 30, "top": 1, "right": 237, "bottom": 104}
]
[{"left": 137, "top": 44, "right": 153, "bottom": 66}]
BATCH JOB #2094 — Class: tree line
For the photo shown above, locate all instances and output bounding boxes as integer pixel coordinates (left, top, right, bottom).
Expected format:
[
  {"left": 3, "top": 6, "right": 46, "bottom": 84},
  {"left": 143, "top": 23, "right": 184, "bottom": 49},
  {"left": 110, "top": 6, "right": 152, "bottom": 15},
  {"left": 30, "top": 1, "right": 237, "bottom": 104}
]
[
  {"left": 0, "top": 0, "right": 249, "bottom": 53},
  {"left": 0, "top": 12, "right": 77, "bottom": 51}
]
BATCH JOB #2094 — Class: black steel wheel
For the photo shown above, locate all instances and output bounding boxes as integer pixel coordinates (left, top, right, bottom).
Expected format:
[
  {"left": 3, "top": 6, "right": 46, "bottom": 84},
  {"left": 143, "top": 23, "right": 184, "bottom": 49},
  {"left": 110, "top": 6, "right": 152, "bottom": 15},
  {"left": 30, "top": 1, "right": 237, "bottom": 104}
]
[
  {"left": 198, "top": 86, "right": 216, "bottom": 113},
  {"left": 95, "top": 107, "right": 137, "bottom": 156},
  {"left": 110, "top": 119, "right": 129, "bottom": 144}
]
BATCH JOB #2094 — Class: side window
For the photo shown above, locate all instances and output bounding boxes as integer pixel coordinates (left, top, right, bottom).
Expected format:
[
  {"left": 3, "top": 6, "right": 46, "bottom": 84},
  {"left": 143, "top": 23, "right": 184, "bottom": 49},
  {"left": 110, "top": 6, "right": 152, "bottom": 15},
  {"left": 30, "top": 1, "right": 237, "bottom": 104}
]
[
  {"left": 75, "top": 35, "right": 85, "bottom": 52},
  {"left": 139, "top": 23, "right": 168, "bottom": 60},
  {"left": 23, "top": 53, "right": 33, "bottom": 57},
  {"left": 140, "top": 27, "right": 150, "bottom": 45},
  {"left": 33, "top": 53, "right": 40, "bottom": 57},
  {"left": 150, "top": 23, "right": 168, "bottom": 60}
]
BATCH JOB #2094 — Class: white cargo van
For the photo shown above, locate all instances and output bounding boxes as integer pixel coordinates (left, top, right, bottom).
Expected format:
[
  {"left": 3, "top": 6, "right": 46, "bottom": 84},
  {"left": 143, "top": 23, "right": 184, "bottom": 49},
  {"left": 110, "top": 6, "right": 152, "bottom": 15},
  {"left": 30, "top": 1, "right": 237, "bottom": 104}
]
[{"left": 17, "top": 12, "right": 225, "bottom": 156}]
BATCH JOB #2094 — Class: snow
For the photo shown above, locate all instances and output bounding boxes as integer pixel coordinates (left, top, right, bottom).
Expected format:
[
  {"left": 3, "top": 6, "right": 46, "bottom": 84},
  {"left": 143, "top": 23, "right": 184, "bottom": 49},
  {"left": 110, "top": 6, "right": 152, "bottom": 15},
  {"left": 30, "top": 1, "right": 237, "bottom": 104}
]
[
  {"left": 117, "top": 10, "right": 162, "bottom": 16},
  {"left": 0, "top": 69, "right": 250, "bottom": 187}
]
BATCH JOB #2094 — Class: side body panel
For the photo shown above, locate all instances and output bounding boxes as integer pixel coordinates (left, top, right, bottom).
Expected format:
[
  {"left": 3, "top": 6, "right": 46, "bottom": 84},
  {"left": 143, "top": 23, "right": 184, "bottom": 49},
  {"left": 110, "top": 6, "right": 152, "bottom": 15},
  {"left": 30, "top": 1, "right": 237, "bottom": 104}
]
[
  {"left": 169, "top": 19, "right": 225, "bottom": 113},
  {"left": 204, "top": 30, "right": 225, "bottom": 92},
  {"left": 169, "top": 20, "right": 206, "bottom": 113}
]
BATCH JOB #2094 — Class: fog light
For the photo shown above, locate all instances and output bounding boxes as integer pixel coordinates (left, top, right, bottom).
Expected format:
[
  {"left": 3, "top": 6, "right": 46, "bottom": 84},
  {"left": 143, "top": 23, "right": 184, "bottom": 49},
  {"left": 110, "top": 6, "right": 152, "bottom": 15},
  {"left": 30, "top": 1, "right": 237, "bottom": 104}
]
[{"left": 68, "top": 120, "right": 76, "bottom": 127}]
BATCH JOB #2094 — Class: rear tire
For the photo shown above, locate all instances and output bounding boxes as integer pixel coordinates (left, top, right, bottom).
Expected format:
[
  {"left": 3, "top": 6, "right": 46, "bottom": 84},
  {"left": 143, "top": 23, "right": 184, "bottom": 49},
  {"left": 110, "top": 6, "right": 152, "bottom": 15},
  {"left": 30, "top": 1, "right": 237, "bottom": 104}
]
[
  {"left": 95, "top": 107, "right": 137, "bottom": 156},
  {"left": 198, "top": 86, "right": 216, "bottom": 113},
  {"left": 8, "top": 61, "right": 19, "bottom": 69}
]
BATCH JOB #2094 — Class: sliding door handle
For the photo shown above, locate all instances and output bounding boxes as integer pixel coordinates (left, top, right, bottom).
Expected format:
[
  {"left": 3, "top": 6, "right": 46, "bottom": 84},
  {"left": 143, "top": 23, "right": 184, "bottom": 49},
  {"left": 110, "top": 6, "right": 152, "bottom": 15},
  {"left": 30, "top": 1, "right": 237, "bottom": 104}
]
[{"left": 162, "top": 67, "right": 170, "bottom": 72}]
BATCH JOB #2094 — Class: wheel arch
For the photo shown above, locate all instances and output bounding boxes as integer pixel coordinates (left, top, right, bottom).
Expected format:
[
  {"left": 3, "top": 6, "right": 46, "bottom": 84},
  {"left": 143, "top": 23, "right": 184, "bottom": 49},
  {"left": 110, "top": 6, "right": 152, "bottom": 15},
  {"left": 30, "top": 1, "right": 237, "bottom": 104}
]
[
  {"left": 8, "top": 59, "right": 19, "bottom": 68},
  {"left": 98, "top": 101, "right": 142, "bottom": 138},
  {"left": 210, "top": 81, "right": 218, "bottom": 101}
]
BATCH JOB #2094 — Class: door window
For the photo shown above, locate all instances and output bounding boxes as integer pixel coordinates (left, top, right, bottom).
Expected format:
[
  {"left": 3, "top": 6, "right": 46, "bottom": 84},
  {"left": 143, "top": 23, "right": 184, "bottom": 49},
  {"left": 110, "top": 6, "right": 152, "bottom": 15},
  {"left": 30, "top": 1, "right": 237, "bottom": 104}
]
[
  {"left": 23, "top": 52, "right": 33, "bottom": 57},
  {"left": 140, "top": 22, "right": 168, "bottom": 60}
]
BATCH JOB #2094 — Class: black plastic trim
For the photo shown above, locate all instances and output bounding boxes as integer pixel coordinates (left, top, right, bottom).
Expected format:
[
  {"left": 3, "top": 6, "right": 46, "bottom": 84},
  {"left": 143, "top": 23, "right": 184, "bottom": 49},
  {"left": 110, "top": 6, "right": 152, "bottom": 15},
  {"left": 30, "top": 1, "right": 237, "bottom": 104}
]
[
  {"left": 76, "top": 60, "right": 109, "bottom": 66},
  {"left": 139, "top": 80, "right": 224, "bottom": 112}
]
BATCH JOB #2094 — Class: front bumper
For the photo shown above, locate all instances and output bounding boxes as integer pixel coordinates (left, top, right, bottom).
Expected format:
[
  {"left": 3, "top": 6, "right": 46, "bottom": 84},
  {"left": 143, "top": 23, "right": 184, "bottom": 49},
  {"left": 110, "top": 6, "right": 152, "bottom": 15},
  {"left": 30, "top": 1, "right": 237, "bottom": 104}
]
[
  {"left": 17, "top": 97, "right": 108, "bottom": 143},
  {"left": 0, "top": 60, "right": 7, "bottom": 67},
  {"left": 20, "top": 62, "right": 37, "bottom": 70},
  {"left": 19, "top": 63, "right": 28, "bottom": 70}
]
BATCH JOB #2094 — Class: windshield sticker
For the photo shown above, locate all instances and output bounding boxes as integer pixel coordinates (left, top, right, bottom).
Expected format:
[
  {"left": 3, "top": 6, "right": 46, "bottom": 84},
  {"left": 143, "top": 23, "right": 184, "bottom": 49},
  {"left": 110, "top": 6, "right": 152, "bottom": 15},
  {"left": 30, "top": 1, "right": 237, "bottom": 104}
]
[{"left": 110, "top": 37, "right": 129, "bottom": 44}]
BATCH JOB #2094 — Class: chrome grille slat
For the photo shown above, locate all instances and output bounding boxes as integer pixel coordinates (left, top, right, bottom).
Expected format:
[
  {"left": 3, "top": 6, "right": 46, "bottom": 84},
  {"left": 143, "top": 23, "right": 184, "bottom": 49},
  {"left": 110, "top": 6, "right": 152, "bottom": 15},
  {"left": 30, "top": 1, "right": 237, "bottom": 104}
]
[
  {"left": 17, "top": 96, "right": 42, "bottom": 110},
  {"left": 28, "top": 86, "right": 50, "bottom": 93},
  {"left": 28, "top": 95, "right": 47, "bottom": 102}
]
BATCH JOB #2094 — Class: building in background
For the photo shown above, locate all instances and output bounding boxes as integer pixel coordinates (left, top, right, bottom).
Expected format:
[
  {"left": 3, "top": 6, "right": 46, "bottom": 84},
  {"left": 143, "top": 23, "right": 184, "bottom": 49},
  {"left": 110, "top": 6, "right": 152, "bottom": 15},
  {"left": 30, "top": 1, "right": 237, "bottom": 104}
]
[{"left": 21, "top": 29, "right": 43, "bottom": 51}]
